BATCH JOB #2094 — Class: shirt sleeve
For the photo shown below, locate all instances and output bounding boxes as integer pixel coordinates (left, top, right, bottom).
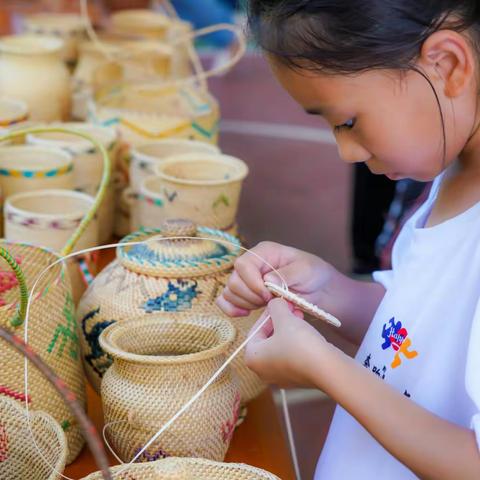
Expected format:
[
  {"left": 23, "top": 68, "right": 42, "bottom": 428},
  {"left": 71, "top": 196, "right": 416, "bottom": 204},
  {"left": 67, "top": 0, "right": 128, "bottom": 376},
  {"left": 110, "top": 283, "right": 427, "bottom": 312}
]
[
  {"left": 372, "top": 270, "right": 394, "bottom": 290},
  {"left": 466, "top": 296, "right": 480, "bottom": 451}
]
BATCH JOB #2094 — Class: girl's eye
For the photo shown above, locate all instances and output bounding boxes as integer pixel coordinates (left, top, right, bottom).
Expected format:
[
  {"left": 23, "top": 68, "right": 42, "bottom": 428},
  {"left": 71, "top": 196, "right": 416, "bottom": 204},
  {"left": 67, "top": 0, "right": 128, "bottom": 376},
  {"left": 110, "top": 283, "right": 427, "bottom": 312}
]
[{"left": 334, "top": 118, "right": 356, "bottom": 133}]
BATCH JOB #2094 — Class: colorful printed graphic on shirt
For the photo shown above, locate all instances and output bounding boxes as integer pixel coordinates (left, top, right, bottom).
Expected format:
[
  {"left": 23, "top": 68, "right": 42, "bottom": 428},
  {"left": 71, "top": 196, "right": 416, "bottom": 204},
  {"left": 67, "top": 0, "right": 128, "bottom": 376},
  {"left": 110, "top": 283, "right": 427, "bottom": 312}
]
[{"left": 381, "top": 317, "right": 418, "bottom": 369}]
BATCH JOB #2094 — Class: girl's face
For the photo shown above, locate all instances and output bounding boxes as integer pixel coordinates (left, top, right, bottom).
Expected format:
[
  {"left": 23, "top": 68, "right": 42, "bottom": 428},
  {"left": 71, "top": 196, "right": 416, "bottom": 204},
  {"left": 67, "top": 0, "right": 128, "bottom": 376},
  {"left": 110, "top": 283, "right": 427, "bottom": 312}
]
[{"left": 270, "top": 60, "right": 477, "bottom": 182}]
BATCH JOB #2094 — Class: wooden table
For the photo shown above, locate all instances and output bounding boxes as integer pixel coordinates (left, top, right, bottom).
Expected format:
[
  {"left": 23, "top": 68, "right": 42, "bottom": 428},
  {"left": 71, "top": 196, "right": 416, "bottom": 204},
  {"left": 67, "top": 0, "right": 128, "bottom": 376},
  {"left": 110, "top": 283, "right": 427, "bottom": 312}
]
[{"left": 65, "top": 385, "right": 295, "bottom": 479}]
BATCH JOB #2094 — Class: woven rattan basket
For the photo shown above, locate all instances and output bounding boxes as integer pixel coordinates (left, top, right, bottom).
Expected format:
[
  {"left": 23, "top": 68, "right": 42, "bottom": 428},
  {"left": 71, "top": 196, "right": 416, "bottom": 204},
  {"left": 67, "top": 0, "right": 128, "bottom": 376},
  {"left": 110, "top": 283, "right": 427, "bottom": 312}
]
[
  {"left": 0, "top": 126, "right": 111, "bottom": 464},
  {"left": 87, "top": 83, "right": 219, "bottom": 147},
  {"left": 0, "top": 240, "right": 86, "bottom": 464},
  {"left": 81, "top": 457, "right": 281, "bottom": 480},
  {"left": 0, "top": 396, "right": 67, "bottom": 480},
  {"left": 77, "top": 220, "right": 265, "bottom": 403},
  {"left": 99, "top": 316, "right": 239, "bottom": 462}
]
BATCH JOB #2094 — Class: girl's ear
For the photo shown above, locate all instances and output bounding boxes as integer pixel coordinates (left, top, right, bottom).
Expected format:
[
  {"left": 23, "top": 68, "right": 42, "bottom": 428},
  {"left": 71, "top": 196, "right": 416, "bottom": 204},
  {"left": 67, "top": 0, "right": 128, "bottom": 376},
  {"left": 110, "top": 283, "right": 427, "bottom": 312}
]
[{"left": 418, "top": 30, "right": 476, "bottom": 98}]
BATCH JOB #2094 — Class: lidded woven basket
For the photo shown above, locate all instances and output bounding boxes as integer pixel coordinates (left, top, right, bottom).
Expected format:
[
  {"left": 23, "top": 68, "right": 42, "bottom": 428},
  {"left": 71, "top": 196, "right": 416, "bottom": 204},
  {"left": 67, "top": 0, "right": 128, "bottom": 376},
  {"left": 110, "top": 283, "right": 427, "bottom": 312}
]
[
  {"left": 99, "top": 316, "right": 239, "bottom": 462},
  {"left": 0, "top": 396, "right": 67, "bottom": 480},
  {"left": 77, "top": 219, "right": 265, "bottom": 403},
  {"left": 81, "top": 457, "right": 281, "bottom": 480}
]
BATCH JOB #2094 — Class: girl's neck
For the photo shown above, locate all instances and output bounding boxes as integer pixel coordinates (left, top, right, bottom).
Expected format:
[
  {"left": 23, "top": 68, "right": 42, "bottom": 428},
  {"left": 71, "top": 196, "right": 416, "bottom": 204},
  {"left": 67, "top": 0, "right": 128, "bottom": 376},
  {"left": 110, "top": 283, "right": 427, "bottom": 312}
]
[{"left": 457, "top": 111, "right": 480, "bottom": 173}]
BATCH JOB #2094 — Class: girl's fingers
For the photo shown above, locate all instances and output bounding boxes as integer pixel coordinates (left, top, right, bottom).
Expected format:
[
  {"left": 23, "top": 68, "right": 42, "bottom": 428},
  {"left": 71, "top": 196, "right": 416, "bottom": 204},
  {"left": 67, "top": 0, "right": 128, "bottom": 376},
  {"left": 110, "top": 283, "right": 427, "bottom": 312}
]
[
  {"left": 222, "top": 286, "right": 262, "bottom": 311},
  {"left": 226, "top": 271, "right": 266, "bottom": 307},
  {"left": 234, "top": 248, "right": 276, "bottom": 302},
  {"left": 247, "top": 309, "right": 274, "bottom": 344},
  {"left": 267, "top": 298, "right": 299, "bottom": 329},
  {"left": 215, "top": 294, "right": 249, "bottom": 317}
]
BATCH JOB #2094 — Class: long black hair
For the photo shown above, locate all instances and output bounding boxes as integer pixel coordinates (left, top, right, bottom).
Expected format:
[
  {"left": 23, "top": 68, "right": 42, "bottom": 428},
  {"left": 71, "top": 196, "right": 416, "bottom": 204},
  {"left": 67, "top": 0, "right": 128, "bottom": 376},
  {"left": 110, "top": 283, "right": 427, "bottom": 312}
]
[{"left": 248, "top": 1, "right": 480, "bottom": 74}]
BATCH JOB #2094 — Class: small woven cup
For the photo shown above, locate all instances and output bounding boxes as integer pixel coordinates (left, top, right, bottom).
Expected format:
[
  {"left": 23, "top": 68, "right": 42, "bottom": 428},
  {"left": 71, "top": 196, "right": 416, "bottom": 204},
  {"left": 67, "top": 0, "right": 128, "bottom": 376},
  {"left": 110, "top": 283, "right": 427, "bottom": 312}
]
[
  {"left": 22, "top": 13, "right": 87, "bottom": 64},
  {"left": 4, "top": 188, "right": 99, "bottom": 302},
  {"left": 0, "top": 145, "right": 74, "bottom": 198},
  {"left": 0, "top": 396, "right": 67, "bottom": 480},
  {"left": 0, "top": 97, "right": 29, "bottom": 127},
  {"left": 4, "top": 189, "right": 98, "bottom": 252},
  {"left": 109, "top": 9, "right": 172, "bottom": 40},
  {"left": 130, "top": 139, "right": 220, "bottom": 192},
  {"left": 134, "top": 153, "right": 248, "bottom": 232},
  {"left": 99, "top": 315, "right": 240, "bottom": 462},
  {"left": 26, "top": 123, "right": 118, "bottom": 243}
]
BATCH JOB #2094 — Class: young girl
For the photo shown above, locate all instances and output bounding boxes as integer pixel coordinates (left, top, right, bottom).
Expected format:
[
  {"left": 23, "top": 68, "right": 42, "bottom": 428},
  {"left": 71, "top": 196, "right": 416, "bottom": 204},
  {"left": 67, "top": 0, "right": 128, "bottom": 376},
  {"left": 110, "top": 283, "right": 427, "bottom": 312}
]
[{"left": 216, "top": 1, "right": 480, "bottom": 478}]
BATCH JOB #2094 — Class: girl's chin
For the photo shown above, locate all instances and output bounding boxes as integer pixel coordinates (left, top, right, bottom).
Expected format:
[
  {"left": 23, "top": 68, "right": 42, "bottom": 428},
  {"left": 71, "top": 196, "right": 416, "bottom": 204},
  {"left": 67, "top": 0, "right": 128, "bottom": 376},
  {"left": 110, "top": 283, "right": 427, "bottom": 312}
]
[{"left": 385, "top": 173, "right": 403, "bottom": 181}]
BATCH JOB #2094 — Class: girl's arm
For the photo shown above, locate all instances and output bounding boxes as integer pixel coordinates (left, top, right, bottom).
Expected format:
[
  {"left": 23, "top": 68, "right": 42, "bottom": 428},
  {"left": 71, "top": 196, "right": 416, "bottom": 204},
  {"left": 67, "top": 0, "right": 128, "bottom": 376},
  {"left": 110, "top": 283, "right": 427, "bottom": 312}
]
[
  {"left": 246, "top": 299, "right": 480, "bottom": 480},
  {"left": 245, "top": 299, "right": 480, "bottom": 480},
  {"left": 315, "top": 343, "right": 480, "bottom": 479}
]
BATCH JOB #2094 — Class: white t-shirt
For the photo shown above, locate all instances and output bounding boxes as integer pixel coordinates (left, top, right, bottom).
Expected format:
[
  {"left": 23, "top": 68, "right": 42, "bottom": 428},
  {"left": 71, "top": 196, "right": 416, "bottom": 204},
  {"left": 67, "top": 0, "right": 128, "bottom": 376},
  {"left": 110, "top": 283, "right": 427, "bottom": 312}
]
[{"left": 315, "top": 170, "right": 480, "bottom": 479}]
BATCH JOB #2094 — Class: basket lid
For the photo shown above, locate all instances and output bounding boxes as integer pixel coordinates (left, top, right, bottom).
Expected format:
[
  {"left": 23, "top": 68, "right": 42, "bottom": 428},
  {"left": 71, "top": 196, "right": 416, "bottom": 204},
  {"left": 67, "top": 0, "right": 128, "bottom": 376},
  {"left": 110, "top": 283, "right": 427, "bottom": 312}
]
[{"left": 117, "top": 219, "right": 241, "bottom": 278}]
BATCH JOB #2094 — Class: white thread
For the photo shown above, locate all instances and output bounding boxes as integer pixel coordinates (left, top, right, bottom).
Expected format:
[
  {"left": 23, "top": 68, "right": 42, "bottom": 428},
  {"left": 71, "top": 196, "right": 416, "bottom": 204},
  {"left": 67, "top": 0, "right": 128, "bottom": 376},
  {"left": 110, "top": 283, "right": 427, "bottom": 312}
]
[
  {"left": 281, "top": 389, "right": 302, "bottom": 480},
  {"left": 22, "top": 237, "right": 302, "bottom": 479}
]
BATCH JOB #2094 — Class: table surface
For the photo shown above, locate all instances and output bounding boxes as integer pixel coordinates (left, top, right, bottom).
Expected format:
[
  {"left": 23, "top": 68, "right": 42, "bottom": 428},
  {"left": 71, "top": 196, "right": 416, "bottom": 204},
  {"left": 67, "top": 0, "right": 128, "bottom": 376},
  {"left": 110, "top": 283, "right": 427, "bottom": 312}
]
[{"left": 64, "top": 247, "right": 296, "bottom": 479}]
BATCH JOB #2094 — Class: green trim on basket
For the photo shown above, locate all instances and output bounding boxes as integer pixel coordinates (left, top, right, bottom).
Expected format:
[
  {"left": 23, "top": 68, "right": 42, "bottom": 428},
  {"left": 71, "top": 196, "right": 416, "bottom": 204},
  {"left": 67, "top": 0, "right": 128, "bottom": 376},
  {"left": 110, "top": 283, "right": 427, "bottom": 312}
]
[
  {"left": 0, "top": 247, "right": 28, "bottom": 327},
  {"left": 0, "top": 127, "right": 111, "bottom": 257}
]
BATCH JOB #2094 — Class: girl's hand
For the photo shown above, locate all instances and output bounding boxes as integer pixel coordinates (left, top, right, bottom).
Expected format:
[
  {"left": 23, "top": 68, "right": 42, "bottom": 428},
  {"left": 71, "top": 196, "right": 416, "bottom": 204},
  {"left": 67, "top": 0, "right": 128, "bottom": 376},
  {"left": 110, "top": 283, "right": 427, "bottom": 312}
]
[
  {"left": 216, "top": 241, "right": 336, "bottom": 317},
  {"left": 244, "top": 297, "right": 330, "bottom": 389}
]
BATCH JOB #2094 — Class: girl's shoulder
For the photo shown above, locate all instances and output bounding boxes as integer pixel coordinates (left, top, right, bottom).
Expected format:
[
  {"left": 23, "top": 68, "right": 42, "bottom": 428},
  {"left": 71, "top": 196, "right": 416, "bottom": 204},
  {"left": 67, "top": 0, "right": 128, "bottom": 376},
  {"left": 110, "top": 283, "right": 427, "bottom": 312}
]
[{"left": 425, "top": 169, "right": 480, "bottom": 228}]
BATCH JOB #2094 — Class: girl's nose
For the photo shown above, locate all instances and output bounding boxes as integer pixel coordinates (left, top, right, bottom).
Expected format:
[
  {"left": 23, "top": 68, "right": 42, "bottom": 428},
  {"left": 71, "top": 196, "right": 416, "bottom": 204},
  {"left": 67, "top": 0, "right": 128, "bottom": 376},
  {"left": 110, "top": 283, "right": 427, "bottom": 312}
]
[{"left": 336, "top": 136, "right": 371, "bottom": 164}]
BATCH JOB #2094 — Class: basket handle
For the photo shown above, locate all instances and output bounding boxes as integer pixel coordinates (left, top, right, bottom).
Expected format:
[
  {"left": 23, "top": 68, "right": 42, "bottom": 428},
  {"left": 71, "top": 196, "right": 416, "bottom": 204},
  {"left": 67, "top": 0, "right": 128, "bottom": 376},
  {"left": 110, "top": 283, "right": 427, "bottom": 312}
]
[
  {"left": 0, "top": 326, "right": 113, "bottom": 480},
  {"left": 168, "top": 23, "right": 246, "bottom": 87},
  {"left": 80, "top": 0, "right": 245, "bottom": 92},
  {"left": 0, "top": 247, "right": 28, "bottom": 328},
  {"left": 0, "top": 127, "right": 111, "bottom": 257}
]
